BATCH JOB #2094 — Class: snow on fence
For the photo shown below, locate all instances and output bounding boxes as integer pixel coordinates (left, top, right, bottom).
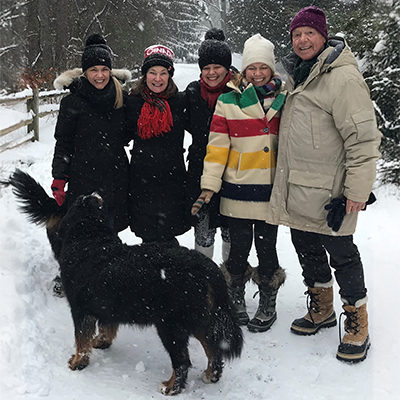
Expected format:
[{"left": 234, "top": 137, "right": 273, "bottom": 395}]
[{"left": 0, "top": 89, "right": 66, "bottom": 153}]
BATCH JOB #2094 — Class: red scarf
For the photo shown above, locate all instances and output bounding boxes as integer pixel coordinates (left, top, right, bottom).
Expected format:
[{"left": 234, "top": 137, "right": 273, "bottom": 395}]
[
  {"left": 200, "top": 71, "right": 232, "bottom": 109},
  {"left": 137, "top": 86, "right": 173, "bottom": 140}
]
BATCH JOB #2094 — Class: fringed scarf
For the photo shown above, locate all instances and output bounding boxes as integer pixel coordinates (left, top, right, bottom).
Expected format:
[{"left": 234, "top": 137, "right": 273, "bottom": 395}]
[
  {"left": 137, "top": 86, "right": 173, "bottom": 140},
  {"left": 200, "top": 71, "right": 232, "bottom": 109},
  {"left": 253, "top": 75, "right": 283, "bottom": 114}
]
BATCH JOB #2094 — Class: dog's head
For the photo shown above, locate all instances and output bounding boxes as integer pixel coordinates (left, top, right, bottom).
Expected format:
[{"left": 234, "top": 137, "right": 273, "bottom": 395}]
[{"left": 58, "top": 192, "right": 106, "bottom": 239}]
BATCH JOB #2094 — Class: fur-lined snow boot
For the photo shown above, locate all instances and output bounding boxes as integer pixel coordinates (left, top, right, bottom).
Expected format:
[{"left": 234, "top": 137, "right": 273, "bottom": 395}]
[
  {"left": 291, "top": 278, "right": 337, "bottom": 335},
  {"left": 220, "top": 262, "right": 254, "bottom": 325},
  {"left": 248, "top": 266, "right": 286, "bottom": 333},
  {"left": 336, "top": 297, "right": 370, "bottom": 363}
]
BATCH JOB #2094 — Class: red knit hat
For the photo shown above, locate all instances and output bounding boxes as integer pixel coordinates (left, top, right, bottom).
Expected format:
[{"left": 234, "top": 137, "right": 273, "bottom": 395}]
[
  {"left": 290, "top": 6, "right": 328, "bottom": 40},
  {"left": 141, "top": 45, "right": 175, "bottom": 77}
]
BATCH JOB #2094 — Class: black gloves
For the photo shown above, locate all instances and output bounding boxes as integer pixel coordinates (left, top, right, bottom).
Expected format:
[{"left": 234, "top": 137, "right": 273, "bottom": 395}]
[
  {"left": 324, "top": 192, "right": 377, "bottom": 232},
  {"left": 362, "top": 192, "right": 377, "bottom": 210},
  {"left": 324, "top": 197, "right": 347, "bottom": 232}
]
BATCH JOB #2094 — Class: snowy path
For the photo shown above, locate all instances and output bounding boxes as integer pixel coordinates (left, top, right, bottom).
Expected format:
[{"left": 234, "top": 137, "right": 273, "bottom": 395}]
[{"left": 1, "top": 66, "right": 399, "bottom": 399}]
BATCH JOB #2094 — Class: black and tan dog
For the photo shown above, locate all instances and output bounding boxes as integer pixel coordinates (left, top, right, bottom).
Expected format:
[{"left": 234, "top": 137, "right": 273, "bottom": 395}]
[{"left": 4, "top": 169, "right": 243, "bottom": 396}]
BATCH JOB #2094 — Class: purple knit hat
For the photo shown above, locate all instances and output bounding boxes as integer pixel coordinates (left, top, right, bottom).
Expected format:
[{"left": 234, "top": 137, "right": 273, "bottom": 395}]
[{"left": 290, "top": 6, "right": 328, "bottom": 40}]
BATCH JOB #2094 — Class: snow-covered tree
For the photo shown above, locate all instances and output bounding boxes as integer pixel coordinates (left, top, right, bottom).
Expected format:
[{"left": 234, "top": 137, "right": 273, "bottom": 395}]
[{"left": 363, "top": 1, "right": 400, "bottom": 186}]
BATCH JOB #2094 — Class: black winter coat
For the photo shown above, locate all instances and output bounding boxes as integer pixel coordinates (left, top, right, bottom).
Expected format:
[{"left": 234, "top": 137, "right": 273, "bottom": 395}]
[
  {"left": 185, "top": 80, "right": 230, "bottom": 229},
  {"left": 52, "top": 77, "right": 129, "bottom": 232},
  {"left": 126, "top": 91, "right": 191, "bottom": 242}
]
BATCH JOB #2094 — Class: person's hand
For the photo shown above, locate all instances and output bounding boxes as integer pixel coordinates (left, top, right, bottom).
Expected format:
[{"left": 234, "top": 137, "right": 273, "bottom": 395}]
[
  {"left": 191, "top": 190, "right": 214, "bottom": 215},
  {"left": 324, "top": 197, "right": 347, "bottom": 232},
  {"left": 346, "top": 199, "right": 366, "bottom": 214},
  {"left": 51, "top": 179, "right": 66, "bottom": 206}
]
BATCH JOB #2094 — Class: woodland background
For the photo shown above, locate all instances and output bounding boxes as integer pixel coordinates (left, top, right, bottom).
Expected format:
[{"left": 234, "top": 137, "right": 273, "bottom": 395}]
[{"left": 1, "top": 0, "right": 399, "bottom": 185}]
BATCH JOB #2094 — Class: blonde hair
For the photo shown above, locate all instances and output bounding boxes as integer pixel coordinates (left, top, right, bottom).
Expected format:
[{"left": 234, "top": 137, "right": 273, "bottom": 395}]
[
  {"left": 112, "top": 76, "right": 123, "bottom": 109},
  {"left": 230, "top": 70, "right": 245, "bottom": 88}
]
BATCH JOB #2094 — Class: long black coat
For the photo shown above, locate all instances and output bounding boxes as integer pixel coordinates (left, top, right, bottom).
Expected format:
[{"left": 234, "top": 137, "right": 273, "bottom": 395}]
[
  {"left": 126, "top": 91, "right": 191, "bottom": 242},
  {"left": 52, "top": 76, "right": 129, "bottom": 232},
  {"left": 185, "top": 80, "right": 230, "bottom": 229}
]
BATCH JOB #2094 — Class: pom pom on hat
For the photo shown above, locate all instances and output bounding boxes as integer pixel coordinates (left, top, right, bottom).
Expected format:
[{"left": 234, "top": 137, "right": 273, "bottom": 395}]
[
  {"left": 198, "top": 28, "right": 232, "bottom": 71},
  {"left": 81, "top": 34, "right": 112, "bottom": 72},
  {"left": 241, "top": 34, "right": 276, "bottom": 75},
  {"left": 205, "top": 28, "right": 225, "bottom": 41},
  {"left": 290, "top": 6, "right": 328, "bottom": 40},
  {"left": 141, "top": 45, "right": 175, "bottom": 77}
]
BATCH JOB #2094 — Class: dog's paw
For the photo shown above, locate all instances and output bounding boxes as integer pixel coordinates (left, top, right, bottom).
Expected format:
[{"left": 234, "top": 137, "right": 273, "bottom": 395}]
[
  {"left": 92, "top": 337, "right": 112, "bottom": 349},
  {"left": 158, "top": 381, "right": 182, "bottom": 396},
  {"left": 68, "top": 353, "right": 90, "bottom": 370},
  {"left": 201, "top": 370, "right": 221, "bottom": 384}
]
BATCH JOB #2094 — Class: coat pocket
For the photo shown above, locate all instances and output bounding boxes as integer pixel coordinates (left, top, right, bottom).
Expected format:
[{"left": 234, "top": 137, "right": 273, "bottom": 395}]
[
  {"left": 287, "top": 170, "right": 335, "bottom": 220},
  {"left": 351, "top": 108, "right": 377, "bottom": 141}
]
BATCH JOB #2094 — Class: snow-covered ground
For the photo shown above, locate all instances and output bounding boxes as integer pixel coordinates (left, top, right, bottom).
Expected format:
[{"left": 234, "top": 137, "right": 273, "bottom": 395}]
[{"left": 0, "top": 64, "right": 399, "bottom": 400}]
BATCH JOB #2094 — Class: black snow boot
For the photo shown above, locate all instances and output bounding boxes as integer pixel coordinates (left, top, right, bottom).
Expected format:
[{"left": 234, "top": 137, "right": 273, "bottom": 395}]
[
  {"left": 248, "top": 267, "right": 286, "bottom": 333},
  {"left": 220, "top": 262, "right": 253, "bottom": 325}
]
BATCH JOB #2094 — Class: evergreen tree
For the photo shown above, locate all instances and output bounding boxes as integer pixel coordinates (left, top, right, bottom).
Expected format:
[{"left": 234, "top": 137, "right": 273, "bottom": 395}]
[
  {"left": 363, "top": 0, "right": 400, "bottom": 186},
  {"left": 155, "top": 0, "right": 203, "bottom": 62}
]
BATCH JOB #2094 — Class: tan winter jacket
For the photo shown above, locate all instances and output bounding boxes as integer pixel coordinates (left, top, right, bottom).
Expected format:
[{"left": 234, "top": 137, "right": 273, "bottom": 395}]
[{"left": 266, "top": 39, "right": 382, "bottom": 235}]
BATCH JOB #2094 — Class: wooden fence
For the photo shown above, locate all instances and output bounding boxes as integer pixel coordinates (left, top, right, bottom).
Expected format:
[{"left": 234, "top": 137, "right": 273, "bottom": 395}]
[{"left": 0, "top": 89, "right": 65, "bottom": 153}]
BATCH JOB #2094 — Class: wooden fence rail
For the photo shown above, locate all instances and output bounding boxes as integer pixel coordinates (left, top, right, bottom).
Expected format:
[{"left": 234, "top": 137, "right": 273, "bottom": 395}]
[{"left": 0, "top": 89, "right": 65, "bottom": 153}]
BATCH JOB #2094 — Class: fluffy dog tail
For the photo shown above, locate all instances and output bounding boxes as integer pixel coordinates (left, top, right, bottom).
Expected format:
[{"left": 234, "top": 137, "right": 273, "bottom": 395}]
[
  {"left": 207, "top": 282, "right": 244, "bottom": 360},
  {"left": 3, "top": 169, "right": 64, "bottom": 226},
  {"left": 2, "top": 169, "right": 65, "bottom": 256}
]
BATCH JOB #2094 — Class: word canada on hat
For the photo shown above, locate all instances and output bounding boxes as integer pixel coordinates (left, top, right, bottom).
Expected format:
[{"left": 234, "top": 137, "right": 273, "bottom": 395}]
[{"left": 145, "top": 45, "right": 174, "bottom": 60}]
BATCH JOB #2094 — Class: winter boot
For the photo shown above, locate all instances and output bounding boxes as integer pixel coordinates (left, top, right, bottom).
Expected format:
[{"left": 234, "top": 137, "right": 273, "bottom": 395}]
[
  {"left": 336, "top": 297, "right": 370, "bottom": 363},
  {"left": 52, "top": 275, "right": 65, "bottom": 298},
  {"left": 195, "top": 243, "right": 214, "bottom": 260},
  {"left": 221, "top": 240, "right": 231, "bottom": 263},
  {"left": 248, "top": 267, "right": 286, "bottom": 333},
  {"left": 291, "top": 278, "right": 337, "bottom": 335},
  {"left": 220, "top": 262, "right": 253, "bottom": 325}
]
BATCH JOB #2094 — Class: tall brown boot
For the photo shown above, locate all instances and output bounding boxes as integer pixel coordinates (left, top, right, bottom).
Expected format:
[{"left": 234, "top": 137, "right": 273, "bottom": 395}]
[
  {"left": 337, "top": 297, "right": 370, "bottom": 363},
  {"left": 220, "top": 262, "right": 253, "bottom": 325},
  {"left": 291, "top": 279, "right": 337, "bottom": 335}
]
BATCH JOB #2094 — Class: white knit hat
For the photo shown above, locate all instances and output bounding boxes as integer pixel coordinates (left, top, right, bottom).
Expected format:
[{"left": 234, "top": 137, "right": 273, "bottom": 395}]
[{"left": 241, "top": 34, "right": 276, "bottom": 74}]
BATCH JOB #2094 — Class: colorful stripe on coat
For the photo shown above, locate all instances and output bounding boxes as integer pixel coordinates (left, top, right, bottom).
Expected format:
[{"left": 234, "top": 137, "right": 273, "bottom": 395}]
[{"left": 201, "top": 82, "right": 284, "bottom": 210}]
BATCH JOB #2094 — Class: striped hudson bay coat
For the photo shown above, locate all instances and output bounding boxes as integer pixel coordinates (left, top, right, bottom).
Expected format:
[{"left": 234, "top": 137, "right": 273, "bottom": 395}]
[{"left": 201, "top": 80, "right": 285, "bottom": 220}]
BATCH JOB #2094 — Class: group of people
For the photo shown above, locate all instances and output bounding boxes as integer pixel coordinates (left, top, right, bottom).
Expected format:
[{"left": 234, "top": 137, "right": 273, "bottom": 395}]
[{"left": 50, "top": 6, "right": 381, "bottom": 364}]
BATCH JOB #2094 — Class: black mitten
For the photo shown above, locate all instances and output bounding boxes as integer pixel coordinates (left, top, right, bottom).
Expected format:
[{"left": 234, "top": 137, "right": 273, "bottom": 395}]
[
  {"left": 361, "top": 192, "right": 377, "bottom": 211},
  {"left": 324, "top": 197, "right": 347, "bottom": 232}
]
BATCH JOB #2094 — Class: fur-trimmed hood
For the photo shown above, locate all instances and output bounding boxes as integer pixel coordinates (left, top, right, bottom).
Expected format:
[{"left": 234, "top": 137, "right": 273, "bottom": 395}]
[{"left": 54, "top": 68, "right": 132, "bottom": 90}]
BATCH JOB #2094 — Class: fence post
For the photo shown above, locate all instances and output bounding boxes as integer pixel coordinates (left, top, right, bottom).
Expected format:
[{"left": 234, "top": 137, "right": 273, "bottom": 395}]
[{"left": 27, "top": 87, "right": 39, "bottom": 141}]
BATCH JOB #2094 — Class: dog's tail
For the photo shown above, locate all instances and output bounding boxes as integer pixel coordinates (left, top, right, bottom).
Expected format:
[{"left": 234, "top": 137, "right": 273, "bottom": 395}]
[
  {"left": 2, "top": 169, "right": 65, "bottom": 230},
  {"left": 207, "top": 279, "right": 244, "bottom": 360}
]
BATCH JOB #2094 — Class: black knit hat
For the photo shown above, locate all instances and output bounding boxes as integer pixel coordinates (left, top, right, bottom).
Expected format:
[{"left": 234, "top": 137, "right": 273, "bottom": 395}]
[
  {"left": 81, "top": 34, "right": 112, "bottom": 72},
  {"left": 141, "top": 45, "right": 175, "bottom": 77},
  {"left": 198, "top": 28, "right": 232, "bottom": 71}
]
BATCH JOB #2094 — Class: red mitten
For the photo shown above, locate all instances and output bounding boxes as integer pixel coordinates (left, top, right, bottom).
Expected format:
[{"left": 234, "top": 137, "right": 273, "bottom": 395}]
[{"left": 51, "top": 179, "right": 66, "bottom": 206}]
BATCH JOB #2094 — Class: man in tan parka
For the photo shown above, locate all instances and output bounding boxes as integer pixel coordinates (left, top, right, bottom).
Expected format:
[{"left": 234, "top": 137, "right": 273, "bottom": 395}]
[{"left": 266, "top": 6, "right": 382, "bottom": 363}]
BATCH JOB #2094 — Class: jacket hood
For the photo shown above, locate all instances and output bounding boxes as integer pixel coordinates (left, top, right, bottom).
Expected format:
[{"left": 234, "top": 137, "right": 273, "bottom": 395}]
[
  {"left": 54, "top": 68, "right": 132, "bottom": 90},
  {"left": 282, "top": 37, "right": 357, "bottom": 79}
]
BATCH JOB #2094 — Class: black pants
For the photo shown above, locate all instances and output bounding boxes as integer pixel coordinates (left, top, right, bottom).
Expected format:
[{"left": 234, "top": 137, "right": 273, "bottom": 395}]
[
  {"left": 290, "top": 229, "right": 367, "bottom": 305},
  {"left": 227, "top": 217, "right": 279, "bottom": 280}
]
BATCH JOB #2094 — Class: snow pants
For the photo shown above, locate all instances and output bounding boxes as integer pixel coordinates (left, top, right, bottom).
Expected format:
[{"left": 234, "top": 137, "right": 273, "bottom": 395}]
[{"left": 290, "top": 229, "right": 367, "bottom": 305}]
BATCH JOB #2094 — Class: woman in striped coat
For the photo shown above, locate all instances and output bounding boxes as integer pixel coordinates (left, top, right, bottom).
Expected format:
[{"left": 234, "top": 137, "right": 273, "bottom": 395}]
[{"left": 192, "top": 34, "right": 286, "bottom": 333}]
